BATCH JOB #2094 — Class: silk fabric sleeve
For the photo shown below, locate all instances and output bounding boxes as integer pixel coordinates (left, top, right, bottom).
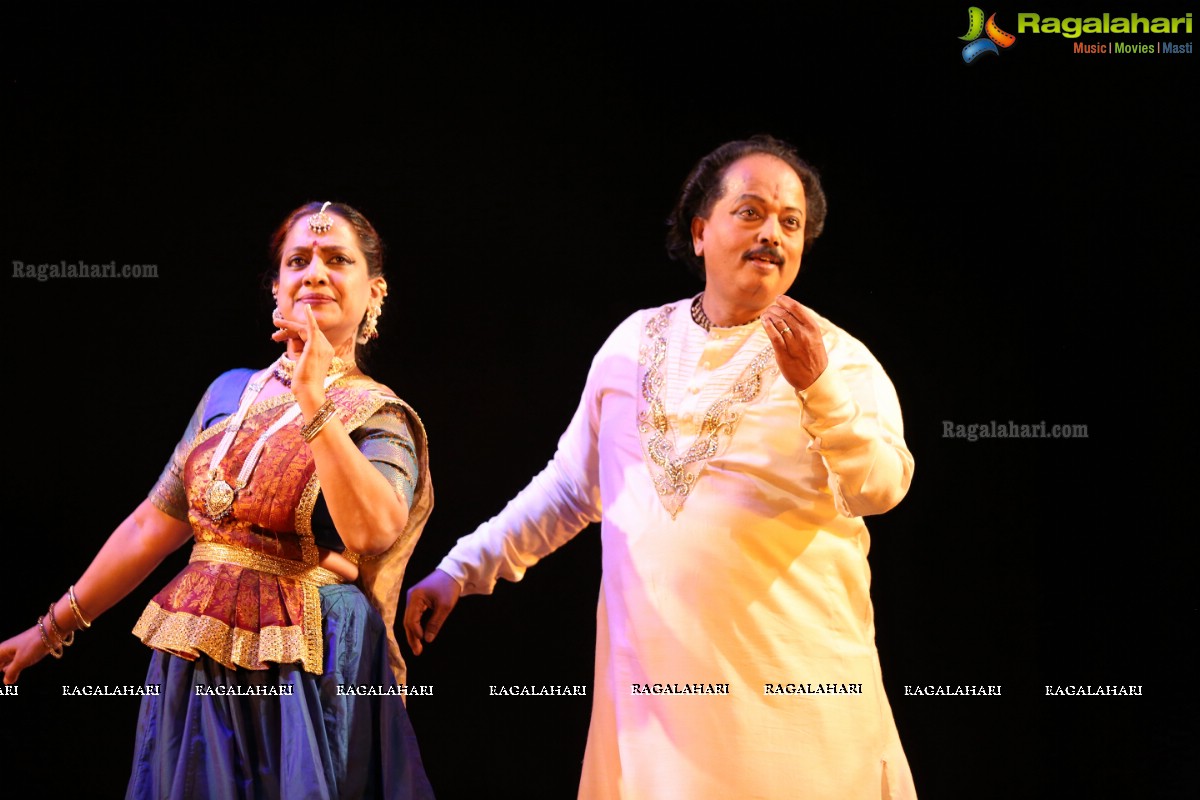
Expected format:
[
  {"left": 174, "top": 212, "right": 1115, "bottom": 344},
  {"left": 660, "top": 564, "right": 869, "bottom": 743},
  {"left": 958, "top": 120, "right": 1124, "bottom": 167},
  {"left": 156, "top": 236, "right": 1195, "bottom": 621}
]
[
  {"left": 147, "top": 385, "right": 213, "bottom": 521},
  {"left": 147, "top": 369, "right": 257, "bottom": 521},
  {"left": 794, "top": 324, "right": 914, "bottom": 518},
  {"left": 311, "top": 403, "right": 420, "bottom": 552},
  {"left": 353, "top": 403, "right": 419, "bottom": 506}
]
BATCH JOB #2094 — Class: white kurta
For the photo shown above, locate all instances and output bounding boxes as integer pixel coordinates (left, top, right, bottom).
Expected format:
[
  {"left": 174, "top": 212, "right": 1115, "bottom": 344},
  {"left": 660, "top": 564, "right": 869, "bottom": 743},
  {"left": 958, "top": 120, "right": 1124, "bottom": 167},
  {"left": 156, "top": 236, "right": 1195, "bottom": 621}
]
[{"left": 440, "top": 298, "right": 917, "bottom": 799}]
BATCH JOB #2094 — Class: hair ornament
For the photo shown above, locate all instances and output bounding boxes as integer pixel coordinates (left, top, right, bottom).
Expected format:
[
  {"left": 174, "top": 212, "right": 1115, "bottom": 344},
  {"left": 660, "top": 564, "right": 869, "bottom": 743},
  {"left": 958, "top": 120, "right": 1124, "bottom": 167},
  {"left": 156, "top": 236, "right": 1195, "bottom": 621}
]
[{"left": 308, "top": 201, "right": 334, "bottom": 234}]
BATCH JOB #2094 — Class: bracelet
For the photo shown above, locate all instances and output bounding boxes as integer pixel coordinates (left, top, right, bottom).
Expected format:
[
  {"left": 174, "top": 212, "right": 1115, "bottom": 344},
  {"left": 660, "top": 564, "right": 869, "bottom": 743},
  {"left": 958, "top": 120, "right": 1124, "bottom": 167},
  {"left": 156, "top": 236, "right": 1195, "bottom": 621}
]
[
  {"left": 301, "top": 399, "right": 338, "bottom": 443},
  {"left": 68, "top": 584, "right": 92, "bottom": 628},
  {"left": 46, "top": 603, "right": 74, "bottom": 647},
  {"left": 37, "top": 615, "right": 64, "bottom": 659}
]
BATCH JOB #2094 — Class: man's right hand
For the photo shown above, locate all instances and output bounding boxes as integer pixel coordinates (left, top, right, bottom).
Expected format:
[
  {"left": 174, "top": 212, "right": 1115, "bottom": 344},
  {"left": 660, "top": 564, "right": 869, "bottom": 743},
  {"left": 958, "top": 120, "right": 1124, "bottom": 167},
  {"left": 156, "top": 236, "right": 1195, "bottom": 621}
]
[{"left": 403, "top": 569, "right": 462, "bottom": 656}]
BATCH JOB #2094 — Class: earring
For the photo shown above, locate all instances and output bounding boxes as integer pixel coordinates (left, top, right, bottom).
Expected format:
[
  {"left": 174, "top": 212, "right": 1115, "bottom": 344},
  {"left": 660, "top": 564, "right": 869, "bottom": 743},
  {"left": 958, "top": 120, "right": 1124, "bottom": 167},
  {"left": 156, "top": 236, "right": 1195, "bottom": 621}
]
[
  {"left": 357, "top": 280, "right": 388, "bottom": 344},
  {"left": 358, "top": 303, "right": 383, "bottom": 343}
]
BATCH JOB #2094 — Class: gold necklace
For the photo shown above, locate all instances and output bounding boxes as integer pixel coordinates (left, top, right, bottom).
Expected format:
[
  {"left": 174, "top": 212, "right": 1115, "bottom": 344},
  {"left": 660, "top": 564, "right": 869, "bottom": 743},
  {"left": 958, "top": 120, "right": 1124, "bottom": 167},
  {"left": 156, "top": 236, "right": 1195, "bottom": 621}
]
[
  {"left": 272, "top": 353, "right": 354, "bottom": 387},
  {"left": 204, "top": 368, "right": 345, "bottom": 520}
]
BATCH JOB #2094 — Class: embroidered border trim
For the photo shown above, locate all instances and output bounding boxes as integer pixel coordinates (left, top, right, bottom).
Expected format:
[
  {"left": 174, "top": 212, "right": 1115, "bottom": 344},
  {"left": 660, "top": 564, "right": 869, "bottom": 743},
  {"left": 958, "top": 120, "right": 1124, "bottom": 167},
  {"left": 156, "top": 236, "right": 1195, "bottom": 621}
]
[{"left": 636, "top": 304, "right": 778, "bottom": 518}]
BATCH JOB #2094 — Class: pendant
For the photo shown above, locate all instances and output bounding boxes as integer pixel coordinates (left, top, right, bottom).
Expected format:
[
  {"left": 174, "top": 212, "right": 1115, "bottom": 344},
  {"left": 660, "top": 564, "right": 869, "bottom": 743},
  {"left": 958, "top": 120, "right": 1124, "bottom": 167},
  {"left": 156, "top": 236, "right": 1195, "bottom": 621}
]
[{"left": 205, "top": 478, "right": 236, "bottom": 519}]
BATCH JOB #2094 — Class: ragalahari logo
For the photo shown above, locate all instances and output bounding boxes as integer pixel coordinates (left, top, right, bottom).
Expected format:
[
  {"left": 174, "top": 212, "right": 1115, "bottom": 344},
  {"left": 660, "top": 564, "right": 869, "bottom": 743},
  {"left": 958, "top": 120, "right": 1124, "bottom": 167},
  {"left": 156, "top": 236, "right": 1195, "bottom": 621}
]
[{"left": 960, "top": 7, "right": 1017, "bottom": 62}]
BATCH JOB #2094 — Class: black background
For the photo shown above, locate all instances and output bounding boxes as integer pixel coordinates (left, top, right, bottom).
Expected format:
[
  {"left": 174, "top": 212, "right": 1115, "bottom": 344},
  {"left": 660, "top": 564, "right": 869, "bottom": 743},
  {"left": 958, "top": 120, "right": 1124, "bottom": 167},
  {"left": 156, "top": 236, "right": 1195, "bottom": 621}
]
[{"left": 2, "top": 5, "right": 1194, "bottom": 798}]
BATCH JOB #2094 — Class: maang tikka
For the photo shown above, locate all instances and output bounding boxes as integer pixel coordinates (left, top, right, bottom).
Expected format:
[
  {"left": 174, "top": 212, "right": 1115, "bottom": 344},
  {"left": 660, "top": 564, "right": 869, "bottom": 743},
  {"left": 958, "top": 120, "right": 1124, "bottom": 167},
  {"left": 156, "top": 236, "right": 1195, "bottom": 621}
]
[{"left": 308, "top": 201, "right": 334, "bottom": 234}]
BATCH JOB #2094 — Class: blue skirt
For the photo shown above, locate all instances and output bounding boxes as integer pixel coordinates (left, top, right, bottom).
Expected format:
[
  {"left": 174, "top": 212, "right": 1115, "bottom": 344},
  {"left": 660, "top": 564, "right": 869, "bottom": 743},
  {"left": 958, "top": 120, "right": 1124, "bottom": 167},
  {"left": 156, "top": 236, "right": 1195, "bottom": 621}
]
[{"left": 126, "top": 584, "right": 435, "bottom": 799}]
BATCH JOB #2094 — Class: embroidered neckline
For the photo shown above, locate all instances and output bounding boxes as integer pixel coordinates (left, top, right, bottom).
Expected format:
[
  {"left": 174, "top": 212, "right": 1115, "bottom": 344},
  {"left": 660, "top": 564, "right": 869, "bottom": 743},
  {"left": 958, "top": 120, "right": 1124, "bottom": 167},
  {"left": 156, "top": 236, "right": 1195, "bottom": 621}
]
[{"left": 636, "top": 304, "right": 777, "bottom": 518}]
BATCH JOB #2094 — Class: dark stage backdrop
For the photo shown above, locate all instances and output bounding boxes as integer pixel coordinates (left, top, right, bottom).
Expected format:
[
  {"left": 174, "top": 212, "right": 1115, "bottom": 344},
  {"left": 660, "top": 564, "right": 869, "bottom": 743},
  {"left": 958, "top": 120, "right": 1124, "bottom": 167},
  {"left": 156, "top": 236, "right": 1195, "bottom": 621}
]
[{"left": 2, "top": 6, "right": 1193, "bottom": 798}]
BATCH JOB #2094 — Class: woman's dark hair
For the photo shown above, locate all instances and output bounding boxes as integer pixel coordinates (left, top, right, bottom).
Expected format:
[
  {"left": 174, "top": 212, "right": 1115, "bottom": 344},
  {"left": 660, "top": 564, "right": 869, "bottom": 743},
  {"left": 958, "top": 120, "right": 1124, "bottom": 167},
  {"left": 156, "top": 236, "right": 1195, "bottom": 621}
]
[
  {"left": 665, "top": 135, "right": 828, "bottom": 279},
  {"left": 269, "top": 202, "right": 387, "bottom": 356},
  {"left": 270, "top": 201, "right": 385, "bottom": 279}
]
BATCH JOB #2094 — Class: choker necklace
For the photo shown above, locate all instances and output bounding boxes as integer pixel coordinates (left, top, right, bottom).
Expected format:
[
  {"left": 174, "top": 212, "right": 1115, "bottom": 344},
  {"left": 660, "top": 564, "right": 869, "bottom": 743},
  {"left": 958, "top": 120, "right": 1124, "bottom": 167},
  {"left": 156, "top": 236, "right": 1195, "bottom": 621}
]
[
  {"left": 690, "top": 293, "right": 760, "bottom": 332},
  {"left": 273, "top": 354, "right": 355, "bottom": 387},
  {"left": 204, "top": 368, "right": 346, "bottom": 520}
]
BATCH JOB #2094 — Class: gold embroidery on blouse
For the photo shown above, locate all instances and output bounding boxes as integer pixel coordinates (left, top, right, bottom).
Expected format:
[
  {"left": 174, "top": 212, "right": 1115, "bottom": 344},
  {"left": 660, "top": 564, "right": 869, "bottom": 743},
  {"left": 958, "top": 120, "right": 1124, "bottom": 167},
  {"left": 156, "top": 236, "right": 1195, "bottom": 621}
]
[
  {"left": 185, "top": 541, "right": 345, "bottom": 674},
  {"left": 182, "top": 374, "right": 362, "bottom": 462},
  {"left": 190, "top": 542, "right": 346, "bottom": 585},
  {"left": 149, "top": 490, "right": 182, "bottom": 521},
  {"left": 184, "top": 382, "right": 345, "bottom": 676},
  {"left": 182, "top": 389, "right": 303, "bottom": 464},
  {"left": 637, "top": 304, "right": 778, "bottom": 518},
  {"left": 132, "top": 601, "right": 311, "bottom": 672},
  {"left": 289, "top": 475, "right": 326, "bottom": 670},
  {"left": 295, "top": 474, "right": 321, "bottom": 560},
  {"left": 340, "top": 381, "right": 390, "bottom": 432}
]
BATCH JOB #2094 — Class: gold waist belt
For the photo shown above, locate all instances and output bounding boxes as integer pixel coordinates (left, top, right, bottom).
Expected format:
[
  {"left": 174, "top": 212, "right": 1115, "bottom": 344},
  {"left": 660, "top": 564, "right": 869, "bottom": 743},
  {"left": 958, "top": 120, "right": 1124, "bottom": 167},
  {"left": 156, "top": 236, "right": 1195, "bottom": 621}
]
[{"left": 189, "top": 542, "right": 348, "bottom": 587}]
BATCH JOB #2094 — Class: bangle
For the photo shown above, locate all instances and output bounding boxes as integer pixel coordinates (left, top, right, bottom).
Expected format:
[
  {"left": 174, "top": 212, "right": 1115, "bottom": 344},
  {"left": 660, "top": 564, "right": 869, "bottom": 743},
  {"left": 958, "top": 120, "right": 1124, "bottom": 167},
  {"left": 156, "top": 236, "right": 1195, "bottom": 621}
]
[
  {"left": 301, "top": 399, "right": 338, "bottom": 443},
  {"left": 46, "top": 603, "right": 74, "bottom": 647},
  {"left": 68, "top": 585, "right": 92, "bottom": 629},
  {"left": 37, "top": 615, "right": 64, "bottom": 659}
]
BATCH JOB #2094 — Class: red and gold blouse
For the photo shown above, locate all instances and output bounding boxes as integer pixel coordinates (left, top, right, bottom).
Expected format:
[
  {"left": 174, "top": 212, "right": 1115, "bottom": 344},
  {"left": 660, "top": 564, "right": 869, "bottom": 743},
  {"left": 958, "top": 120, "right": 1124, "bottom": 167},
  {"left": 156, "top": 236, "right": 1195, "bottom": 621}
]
[{"left": 133, "top": 370, "right": 433, "bottom": 679}]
